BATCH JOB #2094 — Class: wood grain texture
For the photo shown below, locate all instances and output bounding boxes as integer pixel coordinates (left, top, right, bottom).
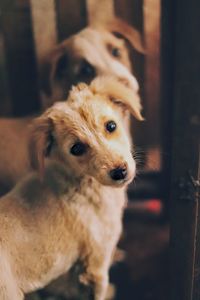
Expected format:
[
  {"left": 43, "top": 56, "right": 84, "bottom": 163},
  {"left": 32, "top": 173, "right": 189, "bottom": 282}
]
[
  {"left": 0, "top": 26, "right": 12, "bottom": 116},
  {"left": 57, "top": 0, "right": 87, "bottom": 41},
  {"left": 161, "top": 0, "right": 200, "bottom": 299},
  {"left": 30, "top": 0, "right": 58, "bottom": 63},
  {"left": 86, "top": 0, "right": 114, "bottom": 25},
  {"left": 143, "top": 0, "right": 161, "bottom": 146},
  {"left": 0, "top": 0, "right": 40, "bottom": 116}
]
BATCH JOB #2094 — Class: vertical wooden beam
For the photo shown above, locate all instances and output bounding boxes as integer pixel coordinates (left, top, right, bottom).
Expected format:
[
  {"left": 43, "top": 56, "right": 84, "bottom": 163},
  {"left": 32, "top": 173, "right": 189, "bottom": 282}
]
[
  {"left": 0, "top": 22, "right": 12, "bottom": 116},
  {"left": 30, "top": 0, "right": 58, "bottom": 63},
  {"left": 193, "top": 148, "right": 200, "bottom": 299},
  {"left": 160, "top": 0, "right": 174, "bottom": 219},
  {"left": 143, "top": 0, "right": 161, "bottom": 146},
  {"left": 161, "top": 0, "right": 200, "bottom": 299},
  {"left": 86, "top": 0, "right": 114, "bottom": 25},
  {"left": 0, "top": 0, "right": 40, "bottom": 116},
  {"left": 57, "top": 0, "right": 87, "bottom": 41},
  {"left": 115, "top": 0, "right": 143, "bottom": 30},
  {"left": 115, "top": 0, "right": 161, "bottom": 151},
  {"left": 114, "top": 0, "right": 146, "bottom": 149}
]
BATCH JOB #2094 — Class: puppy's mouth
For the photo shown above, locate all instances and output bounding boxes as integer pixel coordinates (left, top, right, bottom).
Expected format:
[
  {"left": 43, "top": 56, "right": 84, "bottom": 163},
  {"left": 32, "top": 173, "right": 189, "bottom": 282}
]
[
  {"left": 112, "top": 176, "right": 134, "bottom": 187},
  {"left": 96, "top": 173, "right": 134, "bottom": 187},
  {"left": 108, "top": 173, "right": 135, "bottom": 187}
]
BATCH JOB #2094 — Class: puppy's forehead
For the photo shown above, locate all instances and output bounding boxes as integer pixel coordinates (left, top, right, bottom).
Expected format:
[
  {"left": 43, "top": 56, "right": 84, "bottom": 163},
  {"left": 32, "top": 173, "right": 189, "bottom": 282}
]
[
  {"left": 71, "top": 29, "right": 126, "bottom": 67},
  {"left": 80, "top": 97, "right": 115, "bottom": 120},
  {"left": 78, "top": 28, "right": 125, "bottom": 48},
  {"left": 52, "top": 95, "right": 115, "bottom": 127},
  {"left": 70, "top": 91, "right": 115, "bottom": 120},
  {"left": 51, "top": 101, "right": 115, "bottom": 146}
]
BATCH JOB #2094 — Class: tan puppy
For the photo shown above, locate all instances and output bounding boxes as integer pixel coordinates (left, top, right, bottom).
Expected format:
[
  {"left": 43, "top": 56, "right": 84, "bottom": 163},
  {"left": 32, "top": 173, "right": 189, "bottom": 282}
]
[
  {"left": 40, "top": 18, "right": 144, "bottom": 107},
  {"left": 0, "top": 77, "right": 143, "bottom": 300},
  {"left": 0, "top": 19, "right": 143, "bottom": 195}
]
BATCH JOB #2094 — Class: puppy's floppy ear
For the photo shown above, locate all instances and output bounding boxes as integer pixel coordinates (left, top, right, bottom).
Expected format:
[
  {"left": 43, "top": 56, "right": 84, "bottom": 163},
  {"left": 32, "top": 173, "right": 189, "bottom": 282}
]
[
  {"left": 39, "top": 44, "right": 67, "bottom": 96},
  {"left": 91, "top": 77, "right": 144, "bottom": 121},
  {"left": 105, "top": 17, "right": 145, "bottom": 54},
  {"left": 29, "top": 116, "right": 54, "bottom": 179}
]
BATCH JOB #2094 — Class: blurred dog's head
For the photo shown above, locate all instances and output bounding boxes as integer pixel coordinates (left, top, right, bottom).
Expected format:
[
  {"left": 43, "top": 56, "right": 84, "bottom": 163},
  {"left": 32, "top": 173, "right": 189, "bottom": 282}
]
[
  {"left": 40, "top": 18, "right": 144, "bottom": 108},
  {"left": 31, "top": 77, "right": 143, "bottom": 187}
]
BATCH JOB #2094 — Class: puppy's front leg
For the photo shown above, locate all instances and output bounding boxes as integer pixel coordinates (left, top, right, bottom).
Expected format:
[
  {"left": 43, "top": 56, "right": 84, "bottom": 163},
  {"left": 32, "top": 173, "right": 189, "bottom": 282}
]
[
  {"left": 94, "top": 274, "right": 109, "bottom": 300},
  {"left": 0, "top": 283, "right": 23, "bottom": 300},
  {"left": 79, "top": 254, "right": 110, "bottom": 300},
  {"left": 0, "top": 259, "right": 24, "bottom": 300},
  {"left": 80, "top": 272, "right": 108, "bottom": 300},
  {"left": 0, "top": 276, "right": 23, "bottom": 300}
]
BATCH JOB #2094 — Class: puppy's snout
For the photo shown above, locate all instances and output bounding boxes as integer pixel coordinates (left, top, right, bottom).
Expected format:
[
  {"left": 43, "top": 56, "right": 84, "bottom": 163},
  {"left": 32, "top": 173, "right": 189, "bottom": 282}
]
[{"left": 109, "top": 167, "right": 127, "bottom": 181}]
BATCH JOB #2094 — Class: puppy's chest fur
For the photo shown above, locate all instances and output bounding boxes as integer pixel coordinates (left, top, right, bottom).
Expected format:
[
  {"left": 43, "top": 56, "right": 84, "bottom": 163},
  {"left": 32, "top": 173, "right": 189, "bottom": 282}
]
[
  {"left": 67, "top": 178, "right": 124, "bottom": 246},
  {"left": 56, "top": 177, "right": 124, "bottom": 269},
  {"left": 36, "top": 188, "right": 123, "bottom": 292},
  {"left": 2, "top": 169, "right": 125, "bottom": 293}
]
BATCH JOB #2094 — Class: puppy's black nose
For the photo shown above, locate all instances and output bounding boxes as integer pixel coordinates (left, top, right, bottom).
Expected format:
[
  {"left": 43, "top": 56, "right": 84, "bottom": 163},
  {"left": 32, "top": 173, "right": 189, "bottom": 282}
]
[{"left": 110, "top": 167, "right": 127, "bottom": 181}]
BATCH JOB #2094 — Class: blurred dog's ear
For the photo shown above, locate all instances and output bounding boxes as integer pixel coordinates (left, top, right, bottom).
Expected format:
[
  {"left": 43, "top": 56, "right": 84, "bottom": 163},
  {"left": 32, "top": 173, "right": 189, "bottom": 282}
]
[
  {"left": 91, "top": 77, "right": 144, "bottom": 121},
  {"left": 39, "top": 44, "right": 67, "bottom": 97},
  {"left": 105, "top": 17, "right": 145, "bottom": 54},
  {"left": 109, "top": 93, "right": 144, "bottom": 121},
  {"left": 29, "top": 116, "right": 54, "bottom": 179}
]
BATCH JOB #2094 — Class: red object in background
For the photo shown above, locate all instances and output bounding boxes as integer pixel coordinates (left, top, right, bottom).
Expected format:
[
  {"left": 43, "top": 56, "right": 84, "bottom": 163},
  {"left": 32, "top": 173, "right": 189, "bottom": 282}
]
[
  {"left": 128, "top": 199, "right": 163, "bottom": 216},
  {"left": 146, "top": 199, "right": 162, "bottom": 214}
]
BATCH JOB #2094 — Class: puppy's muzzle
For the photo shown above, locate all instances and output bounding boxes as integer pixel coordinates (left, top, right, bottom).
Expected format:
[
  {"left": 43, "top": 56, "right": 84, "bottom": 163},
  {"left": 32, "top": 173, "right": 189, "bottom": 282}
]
[{"left": 109, "top": 167, "right": 127, "bottom": 181}]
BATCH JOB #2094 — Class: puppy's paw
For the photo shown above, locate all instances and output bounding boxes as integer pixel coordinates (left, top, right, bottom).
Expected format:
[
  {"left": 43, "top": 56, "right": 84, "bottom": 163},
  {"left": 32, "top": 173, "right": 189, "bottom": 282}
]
[
  {"left": 79, "top": 274, "right": 95, "bottom": 300},
  {"left": 79, "top": 273, "right": 91, "bottom": 286},
  {"left": 105, "top": 283, "right": 115, "bottom": 300},
  {"left": 113, "top": 248, "right": 126, "bottom": 264}
]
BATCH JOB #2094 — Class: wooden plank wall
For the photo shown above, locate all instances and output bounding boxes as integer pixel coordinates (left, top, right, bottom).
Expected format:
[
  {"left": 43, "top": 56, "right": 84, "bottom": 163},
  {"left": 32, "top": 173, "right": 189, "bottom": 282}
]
[
  {"left": 0, "top": 0, "right": 144, "bottom": 111},
  {"left": 30, "top": 0, "right": 58, "bottom": 63}
]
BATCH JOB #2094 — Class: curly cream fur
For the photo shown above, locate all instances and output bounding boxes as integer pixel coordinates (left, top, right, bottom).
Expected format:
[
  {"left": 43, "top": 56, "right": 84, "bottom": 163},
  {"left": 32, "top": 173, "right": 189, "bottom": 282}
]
[{"left": 0, "top": 77, "right": 142, "bottom": 300}]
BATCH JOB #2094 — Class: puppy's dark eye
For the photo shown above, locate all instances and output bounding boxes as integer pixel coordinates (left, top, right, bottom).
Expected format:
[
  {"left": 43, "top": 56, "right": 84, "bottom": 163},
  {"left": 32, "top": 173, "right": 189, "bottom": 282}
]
[
  {"left": 111, "top": 47, "right": 121, "bottom": 58},
  {"left": 79, "top": 61, "right": 96, "bottom": 78},
  {"left": 70, "top": 142, "right": 87, "bottom": 156},
  {"left": 55, "top": 55, "right": 68, "bottom": 79},
  {"left": 105, "top": 121, "right": 117, "bottom": 133}
]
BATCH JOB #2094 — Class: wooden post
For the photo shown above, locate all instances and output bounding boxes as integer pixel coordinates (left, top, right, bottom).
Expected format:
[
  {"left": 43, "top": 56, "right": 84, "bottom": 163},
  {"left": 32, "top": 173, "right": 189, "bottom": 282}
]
[
  {"left": 0, "top": 0, "right": 40, "bottom": 116},
  {"left": 86, "top": 0, "right": 114, "bottom": 25},
  {"left": 30, "top": 0, "right": 58, "bottom": 63},
  {"left": 57, "top": 0, "right": 87, "bottom": 40},
  {"left": 143, "top": 0, "right": 161, "bottom": 147},
  {"left": 114, "top": 0, "right": 146, "bottom": 152},
  {"left": 161, "top": 0, "right": 200, "bottom": 299},
  {"left": 0, "top": 22, "right": 12, "bottom": 116}
]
